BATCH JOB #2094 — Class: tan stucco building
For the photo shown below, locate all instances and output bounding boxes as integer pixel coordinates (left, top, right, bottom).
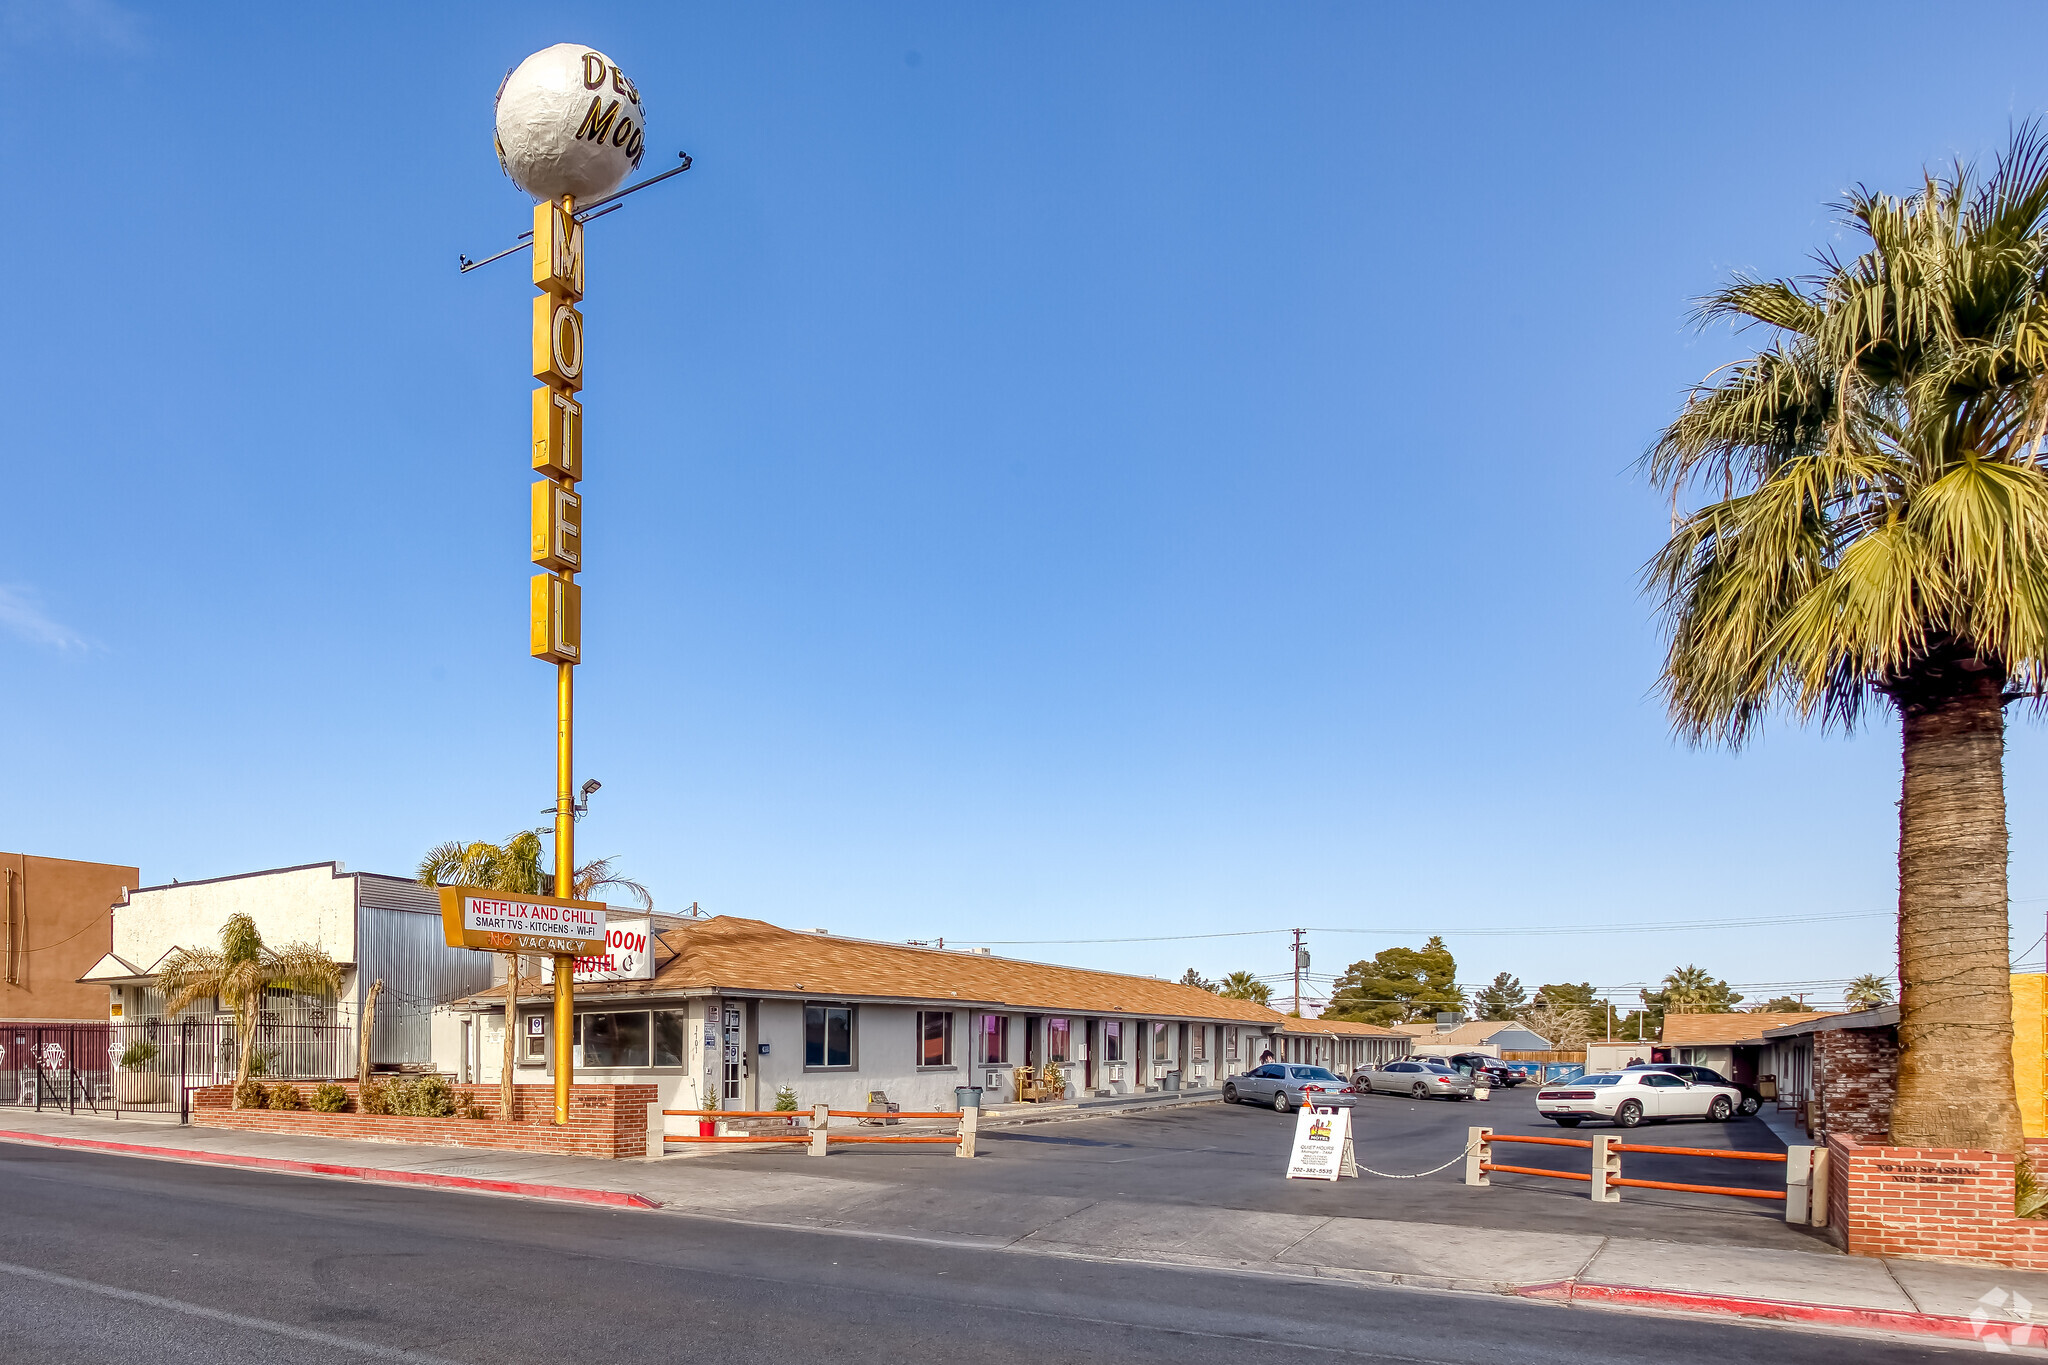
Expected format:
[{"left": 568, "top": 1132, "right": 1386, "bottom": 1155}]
[{"left": 1, "top": 851, "right": 138, "bottom": 1022}]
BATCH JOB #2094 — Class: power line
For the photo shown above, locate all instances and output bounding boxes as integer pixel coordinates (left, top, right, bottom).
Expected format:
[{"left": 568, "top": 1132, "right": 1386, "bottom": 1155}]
[{"left": 948, "top": 909, "right": 1886, "bottom": 947}]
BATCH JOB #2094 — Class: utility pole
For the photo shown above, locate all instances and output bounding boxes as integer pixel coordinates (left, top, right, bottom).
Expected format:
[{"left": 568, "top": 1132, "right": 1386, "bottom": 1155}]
[{"left": 1291, "top": 929, "right": 1305, "bottom": 1017}]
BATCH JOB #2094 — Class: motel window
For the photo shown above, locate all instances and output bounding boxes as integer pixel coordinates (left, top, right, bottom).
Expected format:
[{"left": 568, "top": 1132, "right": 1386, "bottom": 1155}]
[
  {"left": 1226, "top": 1027, "right": 1239, "bottom": 1062},
  {"left": 1192, "top": 1026, "right": 1206, "bottom": 1062},
  {"left": 917, "top": 1011, "right": 953, "bottom": 1068},
  {"left": 806, "top": 1005, "right": 854, "bottom": 1068},
  {"left": 575, "top": 1012, "right": 651, "bottom": 1069},
  {"left": 1046, "top": 1017, "right": 1071, "bottom": 1063},
  {"left": 653, "top": 1011, "right": 688, "bottom": 1067},
  {"left": 523, "top": 1012, "right": 548, "bottom": 1062},
  {"left": 979, "top": 1014, "right": 1008, "bottom": 1065},
  {"left": 1102, "top": 1020, "right": 1122, "bottom": 1062},
  {"left": 1151, "top": 1021, "right": 1170, "bottom": 1062}
]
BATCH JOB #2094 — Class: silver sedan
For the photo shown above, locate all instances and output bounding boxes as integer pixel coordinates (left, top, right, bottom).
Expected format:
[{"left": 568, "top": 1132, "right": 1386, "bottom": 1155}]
[
  {"left": 1223, "top": 1063, "right": 1359, "bottom": 1112},
  {"left": 1353, "top": 1059, "right": 1476, "bottom": 1100}
]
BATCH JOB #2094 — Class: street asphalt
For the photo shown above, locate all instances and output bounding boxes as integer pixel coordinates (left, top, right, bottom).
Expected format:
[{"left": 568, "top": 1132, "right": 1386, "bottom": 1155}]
[
  {"left": 688, "top": 1082, "right": 1823, "bottom": 1250},
  {"left": 0, "top": 1142, "right": 1965, "bottom": 1364}
]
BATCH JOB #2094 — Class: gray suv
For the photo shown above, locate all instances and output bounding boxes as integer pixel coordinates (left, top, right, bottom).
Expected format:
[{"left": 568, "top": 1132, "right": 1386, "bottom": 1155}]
[{"left": 1223, "top": 1064, "right": 1358, "bottom": 1112}]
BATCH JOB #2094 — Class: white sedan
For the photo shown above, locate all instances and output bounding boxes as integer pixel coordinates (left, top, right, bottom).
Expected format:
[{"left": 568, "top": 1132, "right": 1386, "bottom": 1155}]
[{"left": 1535, "top": 1070, "right": 1742, "bottom": 1129}]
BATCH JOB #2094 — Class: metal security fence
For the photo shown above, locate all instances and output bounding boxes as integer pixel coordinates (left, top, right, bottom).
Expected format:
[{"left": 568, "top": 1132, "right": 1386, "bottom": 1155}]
[{"left": 2, "top": 1019, "right": 352, "bottom": 1119}]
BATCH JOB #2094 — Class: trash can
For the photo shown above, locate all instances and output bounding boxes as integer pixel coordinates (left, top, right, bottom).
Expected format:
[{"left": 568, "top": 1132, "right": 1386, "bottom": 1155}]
[
  {"left": 955, "top": 1085, "right": 983, "bottom": 1111},
  {"left": 1161, "top": 1071, "right": 1181, "bottom": 1093}
]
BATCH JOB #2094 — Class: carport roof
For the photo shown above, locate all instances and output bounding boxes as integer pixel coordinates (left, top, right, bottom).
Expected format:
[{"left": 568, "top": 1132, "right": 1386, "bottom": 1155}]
[{"left": 454, "top": 915, "right": 1296, "bottom": 1024}]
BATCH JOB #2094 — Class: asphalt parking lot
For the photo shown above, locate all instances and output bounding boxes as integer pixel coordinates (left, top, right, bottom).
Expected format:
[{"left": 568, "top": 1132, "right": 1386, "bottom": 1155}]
[{"left": 682, "top": 1082, "right": 1829, "bottom": 1253}]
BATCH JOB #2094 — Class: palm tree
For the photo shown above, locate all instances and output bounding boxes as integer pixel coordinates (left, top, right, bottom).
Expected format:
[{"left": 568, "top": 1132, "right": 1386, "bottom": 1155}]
[
  {"left": 1847, "top": 973, "right": 1898, "bottom": 1009},
  {"left": 1217, "top": 970, "right": 1273, "bottom": 1006},
  {"left": 154, "top": 913, "right": 343, "bottom": 1107},
  {"left": 416, "top": 831, "right": 653, "bottom": 908},
  {"left": 1647, "top": 128, "right": 2048, "bottom": 1151}
]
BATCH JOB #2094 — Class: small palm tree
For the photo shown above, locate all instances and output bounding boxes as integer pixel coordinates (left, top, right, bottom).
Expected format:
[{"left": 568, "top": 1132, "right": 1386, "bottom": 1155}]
[
  {"left": 1846, "top": 973, "right": 1897, "bottom": 1009},
  {"left": 155, "top": 913, "right": 343, "bottom": 1107},
  {"left": 1217, "top": 971, "right": 1272, "bottom": 1005},
  {"left": 416, "top": 832, "right": 652, "bottom": 908},
  {"left": 1648, "top": 128, "right": 2048, "bottom": 1150}
]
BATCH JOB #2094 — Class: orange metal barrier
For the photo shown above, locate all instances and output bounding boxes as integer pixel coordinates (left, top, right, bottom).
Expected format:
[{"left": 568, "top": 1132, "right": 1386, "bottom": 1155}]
[
  {"left": 1481, "top": 1163, "right": 1591, "bottom": 1182},
  {"left": 1612, "top": 1176, "right": 1784, "bottom": 1200},
  {"left": 659, "top": 1104, "right": 979, "bottom": 1157},
  {"left": 1613, "top": 1142, "right": 1785, "bottom": 1162},
  {"left": 1467, "top": 1126, "right": 1808, "bottom": 1216}
]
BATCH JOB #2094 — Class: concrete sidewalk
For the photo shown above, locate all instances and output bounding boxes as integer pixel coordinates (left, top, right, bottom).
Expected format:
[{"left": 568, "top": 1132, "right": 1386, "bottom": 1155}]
[{"left": 5, "top": 1107, "right": 2047, "bottom": 1348}]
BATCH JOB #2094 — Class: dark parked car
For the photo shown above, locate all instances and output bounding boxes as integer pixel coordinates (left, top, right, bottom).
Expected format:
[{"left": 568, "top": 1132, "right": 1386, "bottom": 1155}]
[
  {"left": 1443, "top": 1052, "right": 1522, "bottom": 1087},
  {"left": 1621, "top": 1063, "right": 1762, "bottom": 1115}
]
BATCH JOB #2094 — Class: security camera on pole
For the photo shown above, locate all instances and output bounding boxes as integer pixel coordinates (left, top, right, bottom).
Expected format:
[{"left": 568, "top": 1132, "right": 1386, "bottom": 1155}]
[{"left": 451, "top": 44, "right": 691, "bottom": 1126}]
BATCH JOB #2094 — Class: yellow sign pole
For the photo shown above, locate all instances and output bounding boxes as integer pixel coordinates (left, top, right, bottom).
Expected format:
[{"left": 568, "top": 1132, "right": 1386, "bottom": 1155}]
[{"left": 528, "top": 191, "right": 587, "bottom": 1127}]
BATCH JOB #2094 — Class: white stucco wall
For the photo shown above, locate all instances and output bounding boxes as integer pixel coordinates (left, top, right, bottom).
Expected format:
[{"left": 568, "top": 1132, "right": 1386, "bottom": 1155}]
[{"left": 115, "top": 864, "right": 357, "bottom": 972}]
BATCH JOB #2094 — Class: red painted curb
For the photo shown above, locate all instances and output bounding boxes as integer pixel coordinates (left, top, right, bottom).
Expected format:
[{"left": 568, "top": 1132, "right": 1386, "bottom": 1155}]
[
  {"left": 0, "top": 1129, "right": 660, "bottom": 1210},
  {"left": 1519, "top": 1279, "right": 2008, "bottom": 1343}
]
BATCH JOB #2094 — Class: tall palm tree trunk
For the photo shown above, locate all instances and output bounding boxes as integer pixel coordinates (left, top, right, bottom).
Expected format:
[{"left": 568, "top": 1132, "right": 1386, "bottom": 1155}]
[{"left": 1891, "top": 661, "right": 2024, "bottom": 1151}]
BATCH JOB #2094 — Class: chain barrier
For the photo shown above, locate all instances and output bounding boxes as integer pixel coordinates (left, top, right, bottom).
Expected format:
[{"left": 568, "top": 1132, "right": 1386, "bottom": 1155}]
[{"left": 1353, "top": 1135, "right": 1479, "bottom": 1180}]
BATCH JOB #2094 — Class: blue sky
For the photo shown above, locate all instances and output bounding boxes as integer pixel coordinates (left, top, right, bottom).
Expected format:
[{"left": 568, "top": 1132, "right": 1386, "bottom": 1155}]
[{"left": 6, "top": 2, "right": 2047, "bottom": 1011}]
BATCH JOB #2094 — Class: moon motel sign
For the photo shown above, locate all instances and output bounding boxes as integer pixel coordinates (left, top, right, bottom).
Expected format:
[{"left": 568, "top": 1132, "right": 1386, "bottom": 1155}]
[
  {"left": 438, "top": 886, "right": 607, "bottom": 958},
  {"left": 462, "top": 42, "right": 685, "bottom": 1126}
]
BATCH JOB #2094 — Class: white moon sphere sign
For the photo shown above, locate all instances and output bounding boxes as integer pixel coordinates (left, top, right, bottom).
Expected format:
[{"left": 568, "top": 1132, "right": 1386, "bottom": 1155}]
[{"left": 495, "top": 44, "right": 647, "bottom": 203}]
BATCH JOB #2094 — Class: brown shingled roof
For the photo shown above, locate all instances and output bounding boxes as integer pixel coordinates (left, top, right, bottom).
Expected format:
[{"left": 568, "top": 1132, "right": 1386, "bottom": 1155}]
[
  {"left": 1276, "top": 1017, "right": 1406, "bottom": 1038},
  {"left": 464, "top": 915, "right": 1292, "bottom": 1024},
  {"left": 1659, "top": 1010, "right": 1834, "bottom": 1045}
]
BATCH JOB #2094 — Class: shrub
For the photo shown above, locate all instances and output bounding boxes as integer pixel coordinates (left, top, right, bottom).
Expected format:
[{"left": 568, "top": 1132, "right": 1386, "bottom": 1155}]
[
  {"left": 117, "top": 1039, "right": 160, "bottom": 1070},
  {"left": 244, "top": 1047, "right": 277, "bottom": 1078},
  {"left": 454, "top": 1088, "right": 488, "bottom": 1120},
  {"left": 773, "top": 1084, "right": 799, "bottom": 1113},
  {"left": 311, "top": 1082, "right": 350, "bottom": 1113},
  {"left": 359, "top": 1079, "right": 393, "bottom": 1115},
  {"left": 234, "top": 1076, "right": 268, "bottom": 1110},
  {"left": 267, "top": 1083, "right": 304, "bottom": 1110},
  {"left": 389, "top": 1073, "right": 457, "bottom": 1118}
]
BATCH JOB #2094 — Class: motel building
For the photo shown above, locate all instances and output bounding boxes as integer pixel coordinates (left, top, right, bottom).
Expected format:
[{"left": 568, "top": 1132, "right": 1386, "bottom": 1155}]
[{"left": 439, "top": 917, "right": 1408, "bottom": 1113}]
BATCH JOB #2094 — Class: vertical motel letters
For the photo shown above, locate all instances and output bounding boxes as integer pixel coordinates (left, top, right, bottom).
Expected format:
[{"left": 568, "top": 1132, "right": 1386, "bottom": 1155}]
[{"left": 530, "top": 198, "right": 584, "bottom": 665}]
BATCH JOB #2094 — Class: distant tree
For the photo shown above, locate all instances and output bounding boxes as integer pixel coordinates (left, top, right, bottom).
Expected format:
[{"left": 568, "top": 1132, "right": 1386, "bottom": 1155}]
[
  {"left": 1528, "top": 982, "right": 1607, "bottom": 1039},
  {"left": 1474, "top": 972, "right": 1528, "bottom": 1021},
  {"left": 1218, "top": 971, "right": 1272, "bottom": 1006},
  {"left": 1639, "top": 965, "right": 1743, "bottom": 1035},
  {"left": 1846, "top": 974, "right": 1896, "bottom": 1009},
  {"left": 1516, "top": 1003, "right": 1594, "bottom": 1052},
  {"left": 1324, "top": 937, "right": 1461, "bottom": 1026},
  {"left": 1752, "top": 996, "right": 1808, "bottom": 1013},
  {"left": 1178, "top": 968, "right": 1219, "bottom": 993}
]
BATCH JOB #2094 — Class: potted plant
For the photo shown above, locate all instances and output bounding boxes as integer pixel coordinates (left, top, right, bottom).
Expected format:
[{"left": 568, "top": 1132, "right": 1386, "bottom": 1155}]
[
  {"left": 698, "top": 1085, "right": 718, "bottom": 1137},
  {"left": 774, "top": 1083, "right": 800, "bottom": 1128},
  {"left": 1042, "top": 1061, "right": 1065, "bottom": 1102},
  {"left": 112, "top": 1039, "right": 166, "bottom": 1105}
]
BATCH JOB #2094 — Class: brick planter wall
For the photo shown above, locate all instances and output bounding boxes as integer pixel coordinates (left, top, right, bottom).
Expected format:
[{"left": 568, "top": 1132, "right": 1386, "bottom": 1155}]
[
  {"left": 1813, "top": 1026, "right": 1897, "bottom": 1143},
  {"left": 1828, "top": 1133, "right": 2048, "bottom": 1268},
  {"left": 191, "top": 1081, "right": 656, "bottom": 1159}
]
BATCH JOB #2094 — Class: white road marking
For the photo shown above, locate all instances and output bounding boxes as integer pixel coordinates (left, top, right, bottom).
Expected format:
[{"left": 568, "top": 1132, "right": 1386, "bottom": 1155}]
[{"left": 0, "top": 1260, "right": 464, "bottom": 1364}]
